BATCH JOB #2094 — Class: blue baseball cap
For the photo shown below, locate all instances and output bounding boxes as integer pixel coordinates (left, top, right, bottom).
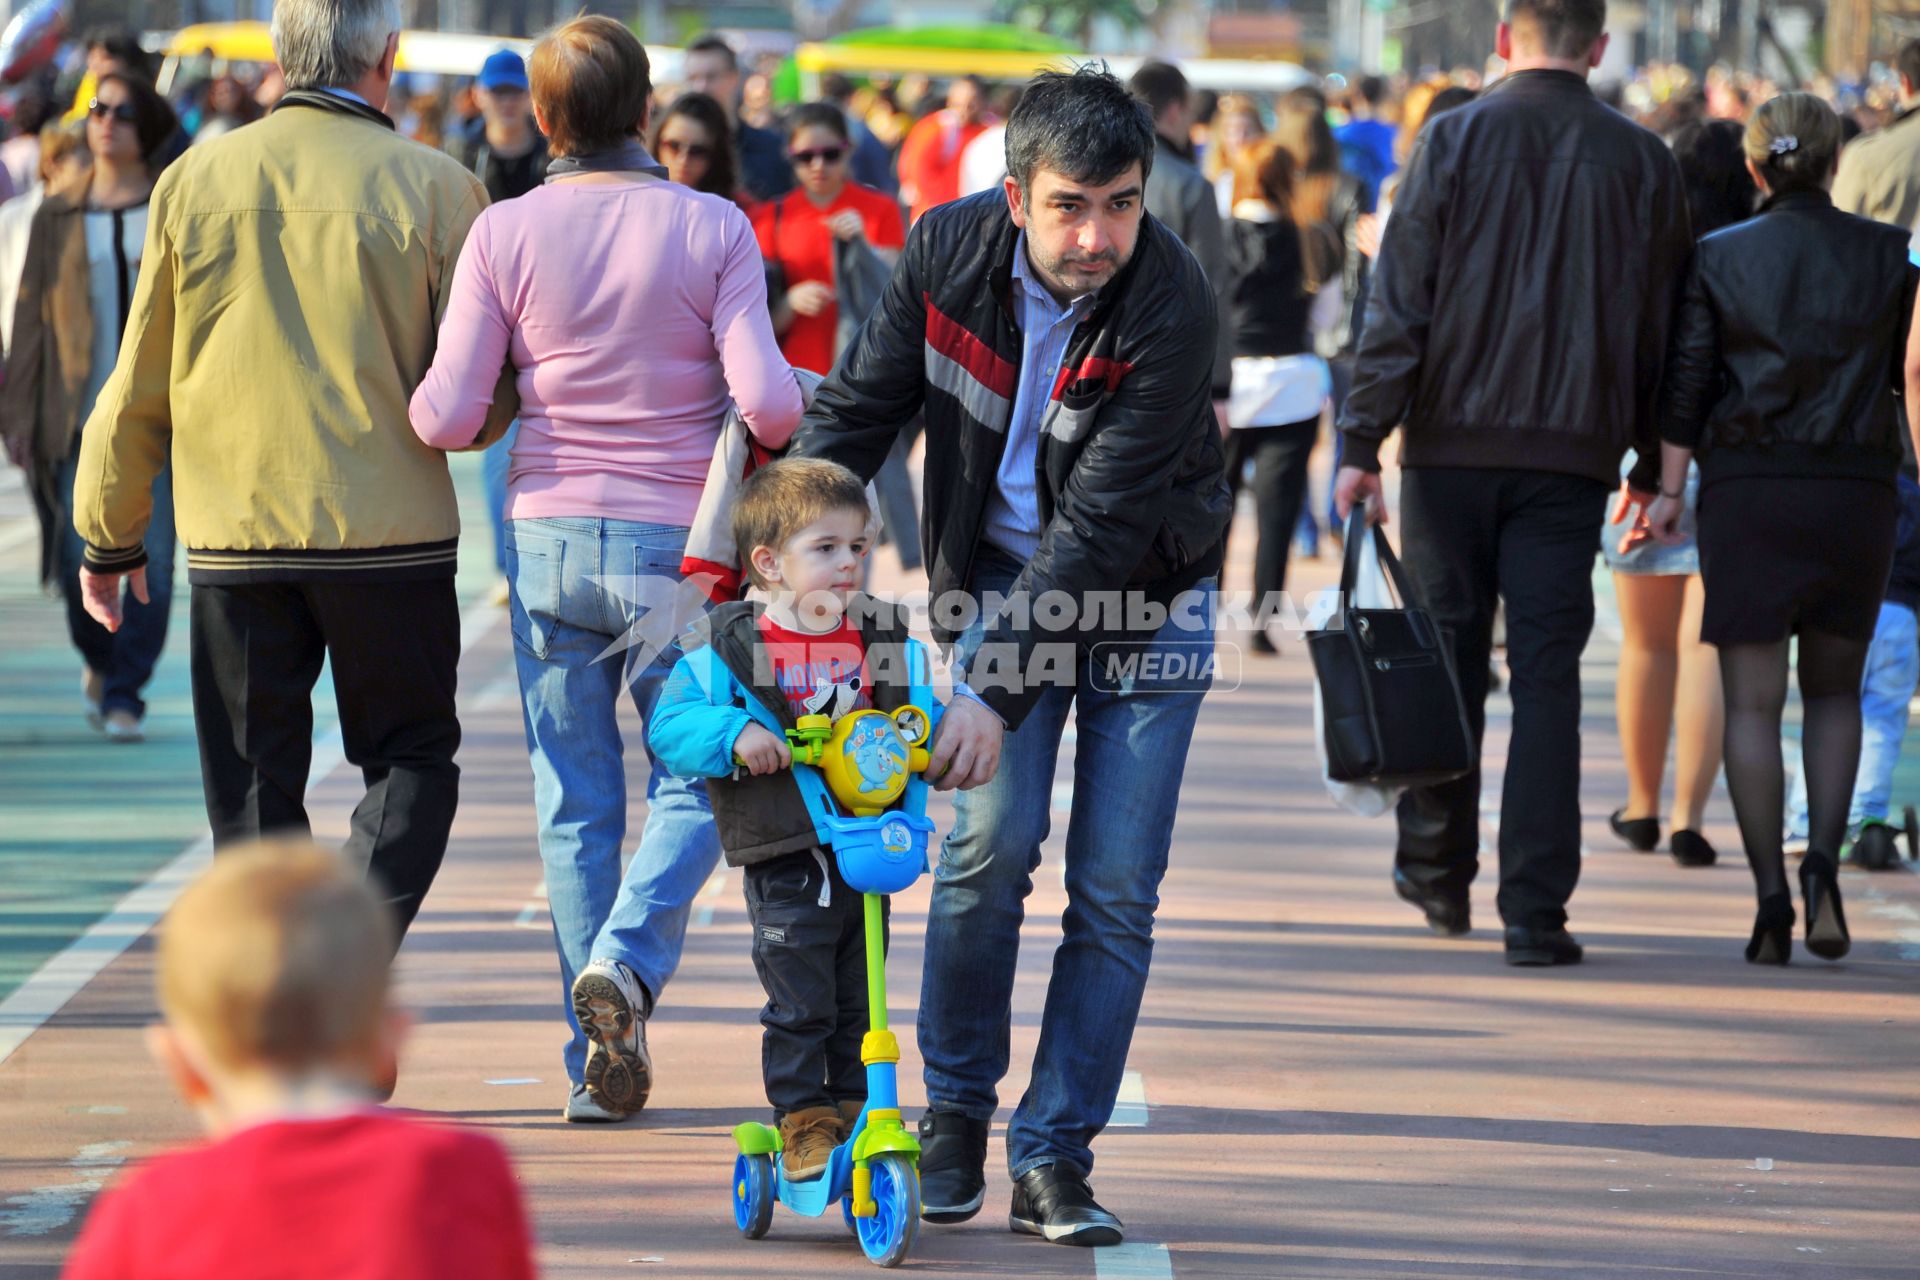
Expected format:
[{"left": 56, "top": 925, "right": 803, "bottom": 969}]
[{"left": 477, "top": 49, "right": 528, "bottom": 92}]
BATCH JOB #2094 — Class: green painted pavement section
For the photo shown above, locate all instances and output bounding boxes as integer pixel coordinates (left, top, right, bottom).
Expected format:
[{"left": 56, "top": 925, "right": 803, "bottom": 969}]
[{"left": 0, "top": 455, "right": 504, "bottom": 1003}]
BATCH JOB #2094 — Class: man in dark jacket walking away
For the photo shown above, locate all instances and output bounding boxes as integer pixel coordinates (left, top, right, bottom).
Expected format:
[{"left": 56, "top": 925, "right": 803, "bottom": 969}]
[
  {"left": 1130, "top": 60, "right": 1233, "bottom": 422},
  {"left": 791, "top": 66, "right": 1229, "bottom": 1246},
  {"left": 1335, "top": 0, "right": 1692, "bottom": 966}
]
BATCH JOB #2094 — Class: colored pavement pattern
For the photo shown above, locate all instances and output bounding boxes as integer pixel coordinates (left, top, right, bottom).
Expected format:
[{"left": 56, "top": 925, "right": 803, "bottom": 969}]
[{"left": 2, "top": 452, "right": 1916, "bottom": 1277}]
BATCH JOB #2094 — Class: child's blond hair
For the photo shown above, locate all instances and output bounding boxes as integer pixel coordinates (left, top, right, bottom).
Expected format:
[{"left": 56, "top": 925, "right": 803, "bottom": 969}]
[
  {"left": 158, "top": 841, "right": 394, "bottom": 1074},
  {"left": 732, "top": 458, "right": 871, "bottom": 589}
]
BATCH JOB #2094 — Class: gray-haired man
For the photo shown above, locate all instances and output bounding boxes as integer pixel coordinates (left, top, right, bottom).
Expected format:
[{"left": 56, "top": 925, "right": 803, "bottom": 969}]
[{"left": 72, "top": 0, "right": 512, "bottom": 938}]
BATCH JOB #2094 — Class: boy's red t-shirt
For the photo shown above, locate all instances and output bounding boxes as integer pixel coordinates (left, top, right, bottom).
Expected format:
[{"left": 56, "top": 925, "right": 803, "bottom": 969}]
[
  {"left": 751, "top": 182, "right": 905, "bottom": 378},
  {"left": 757, "top": 613, "right": 872, "bottom": 722},
  {"left": 61, "top": 1110, "right": 535, "bottom": 1280}
]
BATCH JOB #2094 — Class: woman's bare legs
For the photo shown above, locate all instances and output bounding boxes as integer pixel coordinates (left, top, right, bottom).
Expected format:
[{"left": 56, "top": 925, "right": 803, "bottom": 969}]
[
  {"left": 1670, "top": 573, "right": 1724, "bottom": 832},
  {"left": 1613, "top": 573, "right": 1686, "bottom": 822}
]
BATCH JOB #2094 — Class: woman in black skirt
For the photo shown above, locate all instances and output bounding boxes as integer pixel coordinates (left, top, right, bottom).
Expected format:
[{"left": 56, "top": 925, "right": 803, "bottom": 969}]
[{"left": 1648, "top": 92, "right": 1918, "bottom": 965}]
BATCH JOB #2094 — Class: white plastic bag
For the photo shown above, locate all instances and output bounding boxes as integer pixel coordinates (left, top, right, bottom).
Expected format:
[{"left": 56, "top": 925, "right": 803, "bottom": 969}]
[{"left": 1307, "top": 522, "right": 1403, "bottom": 818}]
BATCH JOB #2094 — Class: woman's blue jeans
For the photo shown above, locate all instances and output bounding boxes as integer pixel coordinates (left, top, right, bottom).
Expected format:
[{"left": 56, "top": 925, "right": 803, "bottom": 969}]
[{"left": 504, "top": 516, "right": 721, "bottom": 1085}]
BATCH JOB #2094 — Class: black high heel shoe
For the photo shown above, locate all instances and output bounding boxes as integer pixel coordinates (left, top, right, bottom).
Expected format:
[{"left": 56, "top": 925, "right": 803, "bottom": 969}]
[
  {"left": 1800, "top": 851, "right": 1851, "bottom": 961},
  {"left": 1609, "top": 807, "right": 1660, "bottom": 853},
  {"left": 1745, "top": 892, "right": 1794, "bottom": 965}
]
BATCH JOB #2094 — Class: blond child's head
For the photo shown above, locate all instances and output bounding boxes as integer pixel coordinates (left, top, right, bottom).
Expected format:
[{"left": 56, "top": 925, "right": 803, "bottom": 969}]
[
  {"left": 151, "top": 841, "right": 399, "bottom": 1124},
  {"left": 733, "top": 458, "right": 872, "bottom": 616}
]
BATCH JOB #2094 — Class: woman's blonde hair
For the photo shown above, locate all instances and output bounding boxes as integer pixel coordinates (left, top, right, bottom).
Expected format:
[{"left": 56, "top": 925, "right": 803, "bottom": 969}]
[
  {"left": 1744, "top": 91, "right": 1842, "bottom": 195},
  {"left": 1230, "top": 138, "right": 1291, "bottom": 210},
  {"left": 1204, "top": 93, "right": 1262, "bottom": 184}
]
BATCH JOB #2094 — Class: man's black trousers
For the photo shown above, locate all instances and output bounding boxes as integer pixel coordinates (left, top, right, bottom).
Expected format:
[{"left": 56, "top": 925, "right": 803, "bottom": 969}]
[
  {"left": 189, "top": 578, "right": 461, "bottom": 937},
  {"left": 1392, "top": 468, "right": 1609, "bottom": 931}
]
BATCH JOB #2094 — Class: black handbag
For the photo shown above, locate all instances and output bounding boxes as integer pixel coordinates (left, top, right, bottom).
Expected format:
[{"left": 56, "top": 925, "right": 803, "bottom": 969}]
[{"left": 1307, "top": 508, "right": 1476, "bottom": 788}]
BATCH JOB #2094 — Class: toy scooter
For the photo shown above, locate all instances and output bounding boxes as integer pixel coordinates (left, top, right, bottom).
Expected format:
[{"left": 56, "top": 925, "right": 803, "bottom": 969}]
[{"left": 729, "top": 699, "right": 939, "bottom": 1268}]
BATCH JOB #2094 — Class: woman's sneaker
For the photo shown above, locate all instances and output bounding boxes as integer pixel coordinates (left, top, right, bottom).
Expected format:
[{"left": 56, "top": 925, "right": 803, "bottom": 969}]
[
  {"left": 570, "top": 959, "right": 652, "bottom": 1115},
  {"left": 1009, "top": 1164, "right": 1124, "bottom": 1246}
]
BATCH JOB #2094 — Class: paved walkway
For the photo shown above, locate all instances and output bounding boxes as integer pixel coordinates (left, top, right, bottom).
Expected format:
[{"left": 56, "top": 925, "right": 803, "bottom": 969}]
[{"left": 2, "top": 461, "right": 1917, "bottom": 1278}]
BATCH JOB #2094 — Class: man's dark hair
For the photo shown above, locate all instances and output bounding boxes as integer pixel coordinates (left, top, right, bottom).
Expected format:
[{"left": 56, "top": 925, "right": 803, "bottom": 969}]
[
  {"left": 785, "top": 100, "right": 849, "bottom": 145},
  {"left": 1127, "top": 59, "right": 1189, "bottom": 120},
  {"left": 1899, "top": 38, "right": 1920, "bottom": 90},
  {"left": 85, "top": 25, "right": 150, "bottom": 79},
  {"left": 820, "top": 71, "right": 854, "bottom": 103},
  {"left": 1357, "top": 74, "right": 1387, "bottom": 106},
  {"left": 1668, "top": 118, "right": 1754, "bottom": 239},
  {"left": 684, "top": 33, "right": 739, "bottom": 73},
  {"left": 1504, "top": 0, "right": 1606, "bottom": 59},
  {"left": 12, "top": 82, "right": 53, "bottom": 136},
  {"left": 1427, "top": 86, "right": 1477, "bottom": 118},
  {"left": 1007, "top": 65, "right": 1156, "bottom": 195},
  {"left": 1191, "top": 87, "right": 1218, "bottom": 126}
]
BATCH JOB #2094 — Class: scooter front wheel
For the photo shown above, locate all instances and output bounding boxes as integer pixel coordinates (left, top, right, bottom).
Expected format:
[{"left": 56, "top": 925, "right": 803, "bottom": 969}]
[
  {"left": 854, "top": 1153, "right": 920, "bottom": 1268},
  {"left": 732, "top": 1153, "right": 774, "bottom": 1239}
]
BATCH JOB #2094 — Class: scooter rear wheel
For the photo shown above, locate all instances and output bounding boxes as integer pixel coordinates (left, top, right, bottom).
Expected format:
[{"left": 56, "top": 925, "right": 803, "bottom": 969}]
[
  {"left": 732, "top": 1153, "right": 774, "bottom": 1239},
  {"left": 854, "top": 1153, "right": 920, "bottom": 1267}
]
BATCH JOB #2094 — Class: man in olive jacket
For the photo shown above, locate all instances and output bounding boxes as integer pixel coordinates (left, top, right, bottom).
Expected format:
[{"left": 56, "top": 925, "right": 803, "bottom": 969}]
[
  {"left": 72, "top": 0, "right": 513, "bottom": 936},
  {"left": 1335, "top": 0, "right": 1692, "bottom": 966}
]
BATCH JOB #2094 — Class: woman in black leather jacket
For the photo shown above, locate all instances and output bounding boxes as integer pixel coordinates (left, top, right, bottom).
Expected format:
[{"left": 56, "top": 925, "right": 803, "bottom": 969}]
[{"left": 1649, "top": 92, "right": 1918, "bottom": 966}]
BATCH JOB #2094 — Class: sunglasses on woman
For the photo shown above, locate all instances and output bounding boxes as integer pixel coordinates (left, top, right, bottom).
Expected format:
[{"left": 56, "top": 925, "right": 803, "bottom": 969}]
[
  {"left": 790, "top": 146, "right": 846, "bottom": 167},
  {"left": 659, "top": 138, "right": 712, "bottom": 160},
  {"left": 87, "top": 98, "right": 138, "bottom": 124}
]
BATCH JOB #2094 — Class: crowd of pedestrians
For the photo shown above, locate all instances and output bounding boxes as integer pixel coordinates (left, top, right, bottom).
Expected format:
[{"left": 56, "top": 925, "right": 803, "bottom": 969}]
[{"left": 9, "top": 0, "right": 1920, "bottom": 1272}]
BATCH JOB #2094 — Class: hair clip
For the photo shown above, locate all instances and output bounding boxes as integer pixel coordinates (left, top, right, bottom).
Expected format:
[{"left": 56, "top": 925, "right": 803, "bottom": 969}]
[{"left": 1769, "top": 134, "right": 1800, "bottom": 157}]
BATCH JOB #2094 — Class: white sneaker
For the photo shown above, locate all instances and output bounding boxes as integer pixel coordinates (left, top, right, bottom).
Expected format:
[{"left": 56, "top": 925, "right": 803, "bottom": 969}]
[
  {"left": 103, "top": 709, "right": 145, "bottom": 743},
  {"left": 571, "top": 959, "right": 652, "bottom": 1115},
  {"left": 562, "top": 1082, "right": 626, "bottom": 1123}
]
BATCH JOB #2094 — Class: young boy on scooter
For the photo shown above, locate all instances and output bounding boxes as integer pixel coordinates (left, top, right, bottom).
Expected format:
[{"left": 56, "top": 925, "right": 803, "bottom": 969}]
[{"left": 650, "top": 458, "right": 930, "bottom": 1180}]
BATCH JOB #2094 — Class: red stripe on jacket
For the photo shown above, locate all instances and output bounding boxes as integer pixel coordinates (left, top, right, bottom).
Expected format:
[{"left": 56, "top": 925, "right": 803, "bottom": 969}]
[{"left": 925, "top": 296, "right": 1018, "bottom": 400}]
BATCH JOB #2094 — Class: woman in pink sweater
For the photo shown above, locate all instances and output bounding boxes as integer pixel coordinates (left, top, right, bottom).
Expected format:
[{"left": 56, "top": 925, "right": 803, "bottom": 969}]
[{"left": 411, "top": 17, "right": 801, "bottom": 1124}]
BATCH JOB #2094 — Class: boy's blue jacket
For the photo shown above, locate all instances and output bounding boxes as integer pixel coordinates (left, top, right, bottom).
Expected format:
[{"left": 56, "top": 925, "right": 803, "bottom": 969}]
[{"left": 649, "top": 595, "right": 940, "bottom": 867}]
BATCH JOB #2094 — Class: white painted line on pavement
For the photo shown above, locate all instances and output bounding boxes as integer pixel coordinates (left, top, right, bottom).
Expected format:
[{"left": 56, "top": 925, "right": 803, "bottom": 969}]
[
  {"left": 0, "top": 519, "right": 39, "bottom": 556},
  {"left": 473, "top": 671, "right": 521, "bottom": 712},
  {"left": 692, "top": 868, "right": 729, "bottom": 927},
  {"left": 512, "top": 878, "right": 548, "bottom": 930},
  {"left": 1093, "top": 1242, "right": 1173, "bottom": 1280},
  {"left": 1051, "top": 779, "right": 1075, "bottom": 812},
  {"left": 1108, "top": 1070, "right": 1148, "bottom": 1128},
  {"left": 1858, "top": 883, "right": 1920, "bottom": 961},
  {"left": 483, "top": 1077, "right": 541, "bottom": 1086},
  {"left": 0, "top": 599, "right": 504, "bottom": 1068},
  {"left": 0, "top": 1141, "right": 131, "bottom": 1237}
]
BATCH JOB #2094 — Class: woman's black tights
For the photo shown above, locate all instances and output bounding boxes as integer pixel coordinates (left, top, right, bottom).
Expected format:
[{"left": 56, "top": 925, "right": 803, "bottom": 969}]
[{"left": 1718, "top": 632, "right": 1870, "bottom": 902}]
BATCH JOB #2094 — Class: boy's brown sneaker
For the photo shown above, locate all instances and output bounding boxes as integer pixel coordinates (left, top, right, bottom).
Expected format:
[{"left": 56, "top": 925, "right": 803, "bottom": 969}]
[
  {"left": 779, "top": 1106, "right": 844, "bottom": 1181},
  {"left": 836, "top": 1099, "right": 865, "bottom": 1132}
]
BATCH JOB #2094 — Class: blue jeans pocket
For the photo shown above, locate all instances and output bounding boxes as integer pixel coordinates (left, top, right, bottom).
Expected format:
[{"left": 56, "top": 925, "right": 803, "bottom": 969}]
[{"left": 505, "top": 525, "right": 565, "bottom": 661}]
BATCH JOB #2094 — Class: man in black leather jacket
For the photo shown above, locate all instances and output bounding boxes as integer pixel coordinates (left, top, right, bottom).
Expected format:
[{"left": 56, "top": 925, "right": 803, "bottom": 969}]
[
  {"left": 790, "top": 65, "right": 1228, "bottom": 1248},
  {"left": 1334, "top": 0, "right": 1693, "bottom": 966}
]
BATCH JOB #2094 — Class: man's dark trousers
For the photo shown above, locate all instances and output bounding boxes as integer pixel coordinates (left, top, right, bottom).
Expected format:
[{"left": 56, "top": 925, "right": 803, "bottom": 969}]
[
  {"left": 189, "top": 578, "right": 462, "bottom": 936},
  {"left": 1392, "top": 467, "right": 1609, "bottom": 931}
]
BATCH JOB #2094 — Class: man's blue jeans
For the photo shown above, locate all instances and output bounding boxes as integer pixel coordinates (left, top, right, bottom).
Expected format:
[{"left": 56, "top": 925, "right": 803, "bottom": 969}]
[
  {"left": 504, "top": 517, "right": 721, "bottom": 1085},
  {"left": 919, "top": 547, "right": 1215, "bottom": 1179},
  {"left": 1787, "top": 600, "right": 1920, "bottom": 839}
]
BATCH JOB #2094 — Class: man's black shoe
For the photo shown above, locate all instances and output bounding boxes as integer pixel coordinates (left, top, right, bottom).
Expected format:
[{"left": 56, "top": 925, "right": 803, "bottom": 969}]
[
  {"left": 1504, "top": 925, "right": 1584, "bottom": 966},
  {"left": 918, "top": 1111, "right": 989, "bottom": 1223},
  {"left": 1392, "top": 869, "right": 1470, "bottom": 936},
  {"left": 1009, "top": 1164, "right": 1123, "bottom": 1246}
]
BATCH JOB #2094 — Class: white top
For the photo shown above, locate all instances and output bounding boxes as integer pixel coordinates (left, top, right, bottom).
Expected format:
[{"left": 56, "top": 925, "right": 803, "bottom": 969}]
[
  {"left": 958, "top": 124, "right": 1008, "bottom": 198},
  {"left": 81, "top": 202, "right": 147, "bottom": 420},
  {"left": 0, "top": 185, "right": 45, "bottom": 351}
]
